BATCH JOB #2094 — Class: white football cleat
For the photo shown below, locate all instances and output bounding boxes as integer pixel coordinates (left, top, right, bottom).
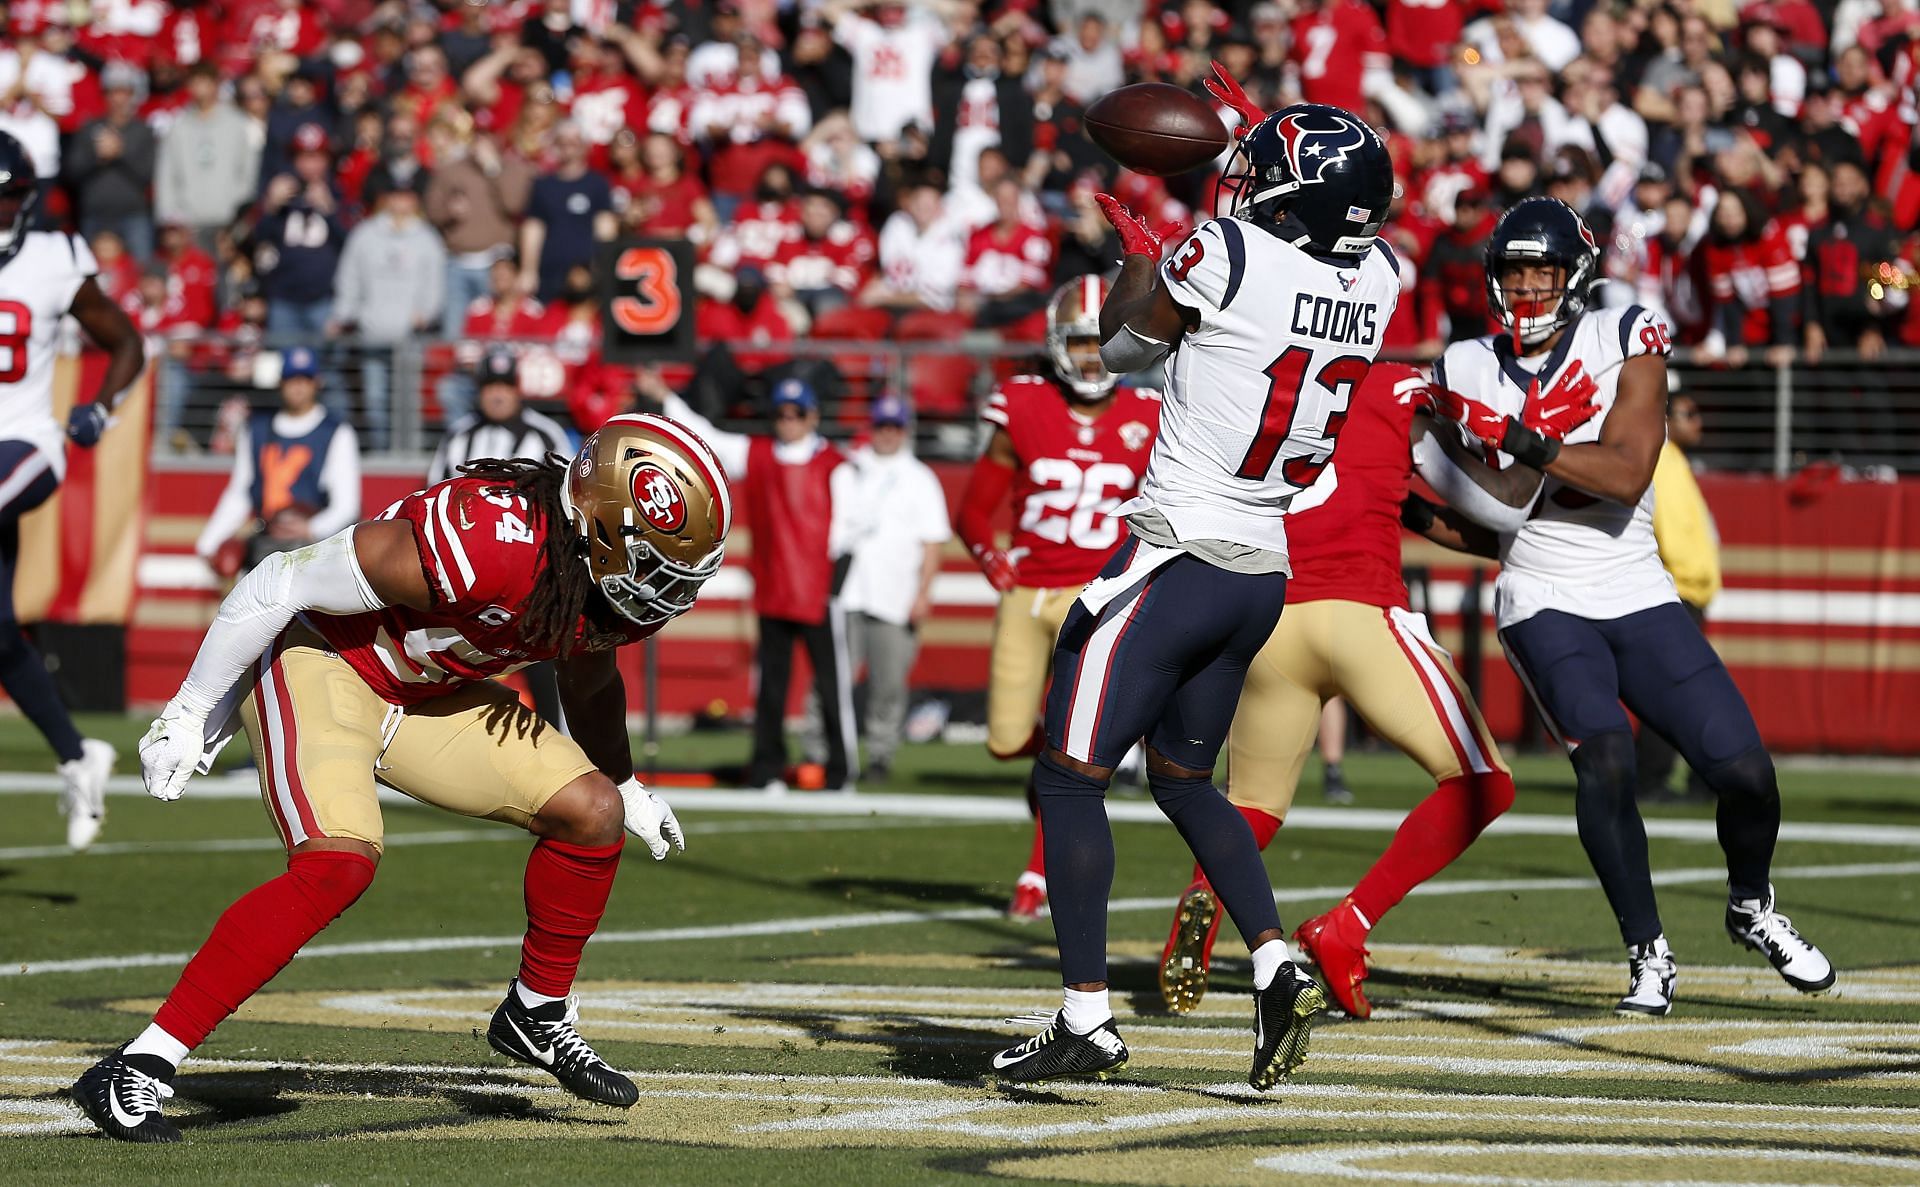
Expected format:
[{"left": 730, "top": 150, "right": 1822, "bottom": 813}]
[
  {"left": 1727, "top": 885, "right": 1835, "bottom": 994},
  {"left": 58, "top": 738, "right": 115, "bottom": 851},
  {"left": 1616, "top": 936, "right": 1677, "bottom": 1016}
]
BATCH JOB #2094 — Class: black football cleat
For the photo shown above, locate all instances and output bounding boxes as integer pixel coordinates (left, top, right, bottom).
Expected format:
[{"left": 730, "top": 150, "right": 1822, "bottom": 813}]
[
  {"left": 989, "top": 1011, "right": 1128, "bottom": 1084},
  {"left": 1250, "top": 962, "right": 1328, "bottom": 1091},
  {"left": 488, "top": 980, "right": 639, "bottom": 1108},
  {"left": 71, "top": 1045, "right": 181, "bottom": 1143}
]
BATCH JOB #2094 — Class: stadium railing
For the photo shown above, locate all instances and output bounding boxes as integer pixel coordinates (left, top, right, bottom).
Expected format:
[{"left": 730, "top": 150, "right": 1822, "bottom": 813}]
[{"left": 143, "top": 337, "right": 1920, "bottom": 475}]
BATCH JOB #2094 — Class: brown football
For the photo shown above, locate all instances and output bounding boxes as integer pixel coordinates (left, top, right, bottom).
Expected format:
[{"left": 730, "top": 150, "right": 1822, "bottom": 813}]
[{"left": 1084, "top": 83, "right": 1230, "bottom": 177}]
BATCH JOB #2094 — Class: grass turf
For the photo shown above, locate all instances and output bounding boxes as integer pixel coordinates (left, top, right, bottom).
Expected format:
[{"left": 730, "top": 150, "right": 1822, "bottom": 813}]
[{"left": 1, "top": 717, "right": 1917, "bottom": 1184}]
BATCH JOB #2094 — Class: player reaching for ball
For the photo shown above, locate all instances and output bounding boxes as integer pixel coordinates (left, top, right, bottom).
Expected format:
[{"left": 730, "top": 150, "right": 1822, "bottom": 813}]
[
  {"left": 71, "top": 416, "right": 727, "bottom": 1142},
  {"left": 988, "top": 71, "right": 1399, "bottom": 1089}
]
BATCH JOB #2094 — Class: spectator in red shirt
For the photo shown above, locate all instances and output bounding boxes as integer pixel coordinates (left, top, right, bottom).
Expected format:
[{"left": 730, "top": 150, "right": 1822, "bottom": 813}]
[
  {"left": 155, "top": 221, "right": 219, "bottom": 330},
  {"left": 1420, "top": 187, "right": 1496, "bottom": 343},
  {"left": 690, "top": 28, "right": 811, "bottom": 218},
  {"left": 615, "top": 131, "right": 719, "bottom": 244},
  {"left": 958, "top": 177, "right": 1054, "bottom": 332},
  {"left": 440, "top": 256, "right": 559, "bottom": 425},
  {"left": 93, "top": 229, "right": 142, "bottom": 309},
  {"left": 1697, "top": 188, "right": 1800, "bottom": 367},
  {"left": 1291, "top": 0, "right": 1390, "bottom": 116},
  {"left": 769, "top": 190, "right": 874, "bottom": 322},
  {"left": 709, "top": 162, "right": 803, "bottom": 276}
]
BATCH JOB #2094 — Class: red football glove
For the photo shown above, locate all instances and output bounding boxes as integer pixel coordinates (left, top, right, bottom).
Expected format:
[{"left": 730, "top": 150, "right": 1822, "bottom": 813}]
[
  {"left": 1094, "top": 193, "right": 1177, "bottom": 261},
  {"left": 1521, "top": 359, "right": 1602, "bottom": 439},
  {"left": 970, "top": 543, "right": 1019, "bottom": 594},
  {"left": 1428, "top": 386, "right": 1515, "bottom": 454},
  {"left": 1204, "top": 61, "right": 1266, "bottom": 138}
]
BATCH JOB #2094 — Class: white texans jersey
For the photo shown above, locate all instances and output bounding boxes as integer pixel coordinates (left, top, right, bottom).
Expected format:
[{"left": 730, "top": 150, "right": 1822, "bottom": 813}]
[
  {"left": 0, "top": 231, "right": 98, "bottom": 478},
  {"left": 1125, "top": 216, "right": 1401, "bottom": 562},
  {"left": 1434, "top": 304, "right": 1681, "bottom": 630}
]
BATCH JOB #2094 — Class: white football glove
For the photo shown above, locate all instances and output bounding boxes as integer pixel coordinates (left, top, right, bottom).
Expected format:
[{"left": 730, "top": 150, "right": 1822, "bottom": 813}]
[
  {"left": 139, "top": 701, "right": 207, "bottom": 802},
  {"left": 617, "top": 776, "right": 685, "bottom": 860}
]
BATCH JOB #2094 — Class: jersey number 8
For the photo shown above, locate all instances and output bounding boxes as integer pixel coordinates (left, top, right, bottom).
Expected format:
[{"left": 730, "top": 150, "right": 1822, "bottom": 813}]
[{"left": 0, "top": 300, "right": 30, "bottom": 384}]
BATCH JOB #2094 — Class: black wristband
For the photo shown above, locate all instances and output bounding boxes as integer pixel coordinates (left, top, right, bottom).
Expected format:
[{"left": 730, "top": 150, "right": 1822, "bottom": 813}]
[
  {"left": 1499, "top": 418, "right": 1562, "bottom": 469},
  {"left": 1400, "top": 494, "right": 1439, "bottom": 533}
]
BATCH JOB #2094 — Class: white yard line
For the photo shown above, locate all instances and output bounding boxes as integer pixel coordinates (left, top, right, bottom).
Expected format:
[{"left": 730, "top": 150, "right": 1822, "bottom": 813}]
[
  {"left": 0, "top": 816, "right": 979, "bottom": 863},
  {"left": 0, "top": 774, "right": 1914, "bottom": 847},
  {"left": 7, "top": 859, "right": 1918, "bottom": 980}
]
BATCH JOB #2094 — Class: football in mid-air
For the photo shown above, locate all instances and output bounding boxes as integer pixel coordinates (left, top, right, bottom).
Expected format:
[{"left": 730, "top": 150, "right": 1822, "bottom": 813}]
[{"left": 1084, "top": 83, "right": 1230, "bottom": 177}]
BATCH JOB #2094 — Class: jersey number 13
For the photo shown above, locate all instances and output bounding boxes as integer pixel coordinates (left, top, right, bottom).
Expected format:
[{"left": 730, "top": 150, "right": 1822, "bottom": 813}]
[{"left": 1237, "top": 347, "right": 1368, "bottom": 486}]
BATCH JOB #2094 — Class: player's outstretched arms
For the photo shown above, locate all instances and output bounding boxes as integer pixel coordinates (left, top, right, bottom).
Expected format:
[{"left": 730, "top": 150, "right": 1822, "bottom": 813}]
[
  {"left": 1401, "top": 495, "right": 1501, "bottom": 560},
  {"left": 1092, "top": 195, "right": 1193, "bottom": 373},
  {"left": 141, "top": 523, "right": 410, "bottom": 800},
  {"left": 1411, "top": 412, "right": 1542, "bottom": 533},
  {"left": 65, "top": 278, "right": 145, "bottom": 445},
  {"left": 1539, "top": 354, "right": 1665, "bottom": 505}
]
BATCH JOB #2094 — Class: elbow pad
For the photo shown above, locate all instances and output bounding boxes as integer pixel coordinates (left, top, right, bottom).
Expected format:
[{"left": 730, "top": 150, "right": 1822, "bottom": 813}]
[{"left": 1100, "top": 324, "right": 1170, "bottom": 374}]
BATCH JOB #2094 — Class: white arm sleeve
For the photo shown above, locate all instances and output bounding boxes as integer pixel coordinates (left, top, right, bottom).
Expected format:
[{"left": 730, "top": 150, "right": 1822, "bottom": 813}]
[
  {"left": 662, "top": 392, "right": 751, "bottom": 478},
  {"left": 171, "top": 529, "right": 386, "bottom": 716},
  {"left": 1412, "top": 423, "right": 1540, "bottom": 534},
  {"left": 195, "top": 427, "right": 257, "bottom": 558}
]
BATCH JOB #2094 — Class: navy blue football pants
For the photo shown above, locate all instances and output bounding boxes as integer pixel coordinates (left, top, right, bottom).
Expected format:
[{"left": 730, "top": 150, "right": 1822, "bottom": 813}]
[
  {"left": 1501, "top": 602, "right": 1779, "bottom": 945},
  {"left": 0, "top": 440, "right": 82, "bottom": 763},
  {"left": 1035, "top": 537, "right": 1290, "bottom": 986}
]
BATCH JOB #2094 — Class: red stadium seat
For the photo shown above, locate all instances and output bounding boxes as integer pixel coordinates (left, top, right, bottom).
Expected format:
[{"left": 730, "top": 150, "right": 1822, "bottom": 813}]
[
  {"left": 896, "top": 310, "right": 973, "bottom": 342},
  {"left": 907, "top": 352, "right": 977, "bottom": 416}
]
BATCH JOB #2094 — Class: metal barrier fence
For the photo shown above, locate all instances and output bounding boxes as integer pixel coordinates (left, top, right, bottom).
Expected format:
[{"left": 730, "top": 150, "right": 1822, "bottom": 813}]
[{"left": 147, "top": 334, "right": 1919, "bottom": 474}]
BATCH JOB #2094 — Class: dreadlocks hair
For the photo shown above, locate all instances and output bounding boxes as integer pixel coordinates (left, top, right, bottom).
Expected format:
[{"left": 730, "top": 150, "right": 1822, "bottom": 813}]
[{"left": 455, "top": 456, "right": 630, "bottom": 659}]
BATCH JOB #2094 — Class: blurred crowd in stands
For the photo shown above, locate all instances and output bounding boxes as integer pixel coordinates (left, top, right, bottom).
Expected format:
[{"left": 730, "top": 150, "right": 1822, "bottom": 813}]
[{"left": 4, "top": 0, "right": 1918, "bottom": 451}]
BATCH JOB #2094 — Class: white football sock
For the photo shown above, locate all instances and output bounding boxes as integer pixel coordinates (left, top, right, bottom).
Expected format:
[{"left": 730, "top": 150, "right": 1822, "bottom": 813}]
[
  {"left": 1061, "top": 987, "right": 1110, "bottom": 1034},
  {"left": 1251, "top": 938, "right": 1292, "bottom": 991},
  {"left": 125, "top": 1023, "right": 190, "bottom": 1069},
  {"left": 515, "top": 980, "right": 566, "bottom": 1010}
]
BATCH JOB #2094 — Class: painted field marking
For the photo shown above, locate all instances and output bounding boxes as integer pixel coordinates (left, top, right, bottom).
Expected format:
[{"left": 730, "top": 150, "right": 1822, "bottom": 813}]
[
  {"left": 1253, "top": 1141, "right": 1920, "bottom": 1186},
  {"left": 10, "top": 859, "right": 1920, "bottom": 979},
  {"left": 0, "top": 774, "right": 1914, "bottom": 848}
]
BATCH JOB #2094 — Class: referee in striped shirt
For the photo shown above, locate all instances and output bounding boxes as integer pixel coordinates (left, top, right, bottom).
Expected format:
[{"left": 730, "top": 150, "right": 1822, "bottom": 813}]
[{"left": 427, "top": 348, "right": 574, "bottom": 485}]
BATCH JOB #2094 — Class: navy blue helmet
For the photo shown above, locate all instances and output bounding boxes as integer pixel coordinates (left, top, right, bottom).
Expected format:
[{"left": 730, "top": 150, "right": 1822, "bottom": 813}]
[
  {"left": 1484, "top": 197, "right": 1599, "bottom": 348},
  {"left": 1218, "top": 103, "right": 1394, "bottom": 258},
  {"left": 0, "top": 130, "right": 38, "bottom": 267}
]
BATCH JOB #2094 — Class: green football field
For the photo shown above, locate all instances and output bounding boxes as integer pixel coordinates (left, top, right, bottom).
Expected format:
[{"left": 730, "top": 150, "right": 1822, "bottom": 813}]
[{"left": 3, "top": 716, "right": 1918, "bottom": 1184}]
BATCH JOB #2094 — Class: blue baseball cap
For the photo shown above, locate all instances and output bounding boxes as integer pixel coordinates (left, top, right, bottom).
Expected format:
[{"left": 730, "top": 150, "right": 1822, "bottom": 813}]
[
  {"left": 771, "top": 377, "right": 817, "bottom": 413},
  {"left": 871, "top": 393, "right": 910, "bottom": 427},
  {"left": 282, "top": 347, "right": 318, "bottom": 379}
]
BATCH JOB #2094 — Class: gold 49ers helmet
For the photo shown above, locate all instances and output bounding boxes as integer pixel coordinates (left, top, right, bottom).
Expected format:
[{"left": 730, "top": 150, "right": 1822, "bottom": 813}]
[
  {"left": 563, "top": 413, "right": 732, "bottom": 627},
  {"left": 1044, "top": 273, "right": 1118, "bottom": 400}
]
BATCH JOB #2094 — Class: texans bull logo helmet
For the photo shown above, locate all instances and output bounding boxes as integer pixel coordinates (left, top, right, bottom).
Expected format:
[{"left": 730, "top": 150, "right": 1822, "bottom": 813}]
[
  {"left": 564, "top": 413, "right": 731, "bottom": 627},
  {"left": 1219, "top": 102, "right": 1394, "bottom": 258}
]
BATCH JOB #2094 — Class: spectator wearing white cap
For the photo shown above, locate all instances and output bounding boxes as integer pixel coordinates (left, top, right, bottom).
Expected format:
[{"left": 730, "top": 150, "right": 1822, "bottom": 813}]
[{"left": 803, "top": 395, "right": 951, "bottom": 781}]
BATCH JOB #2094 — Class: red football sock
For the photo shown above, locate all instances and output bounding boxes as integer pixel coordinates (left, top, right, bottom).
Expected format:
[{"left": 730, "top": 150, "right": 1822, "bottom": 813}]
[
  {"left": 153, "top": 848, "right": 375, "bottom": 1050},
  {"left": 1351, "top": 770, "right": 1516, "bottom": 924},
  {"left": 1190, "top": 804, "right": 1282, "bottom": 888},
  {"left": 519, "top": 836, "right": 624, "bottom": 997},
  {"left": 1024, "top": 819, "right": 1047, "bottom": 878}
]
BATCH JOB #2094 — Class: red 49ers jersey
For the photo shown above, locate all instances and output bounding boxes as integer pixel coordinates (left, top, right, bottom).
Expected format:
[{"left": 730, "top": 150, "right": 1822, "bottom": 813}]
[
  {"left": 983, "top": 376, "right": 1160, "bottom": 589},
  {"left": 1281, "top": 362, "right": 1424, "bottom": 609},
  {"left": 311, "top": 478, "right": 654, "bottom": 705}
]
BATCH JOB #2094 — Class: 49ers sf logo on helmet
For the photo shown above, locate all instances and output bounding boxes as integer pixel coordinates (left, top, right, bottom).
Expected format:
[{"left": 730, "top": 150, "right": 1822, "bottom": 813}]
[{"left": 631, "top": 463, "right": 687, "bottom": 532}]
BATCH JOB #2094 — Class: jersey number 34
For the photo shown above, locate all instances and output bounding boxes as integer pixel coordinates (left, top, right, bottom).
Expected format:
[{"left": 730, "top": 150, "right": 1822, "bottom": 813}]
[{"left": 1237, "top": 347, "right": 1368, "bottom": 486}]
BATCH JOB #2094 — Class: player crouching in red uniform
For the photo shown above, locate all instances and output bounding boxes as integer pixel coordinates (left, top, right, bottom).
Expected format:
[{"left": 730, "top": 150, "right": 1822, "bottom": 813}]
[{"left": 71, "top": 416, "right": 730, "bottom": 1142}]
